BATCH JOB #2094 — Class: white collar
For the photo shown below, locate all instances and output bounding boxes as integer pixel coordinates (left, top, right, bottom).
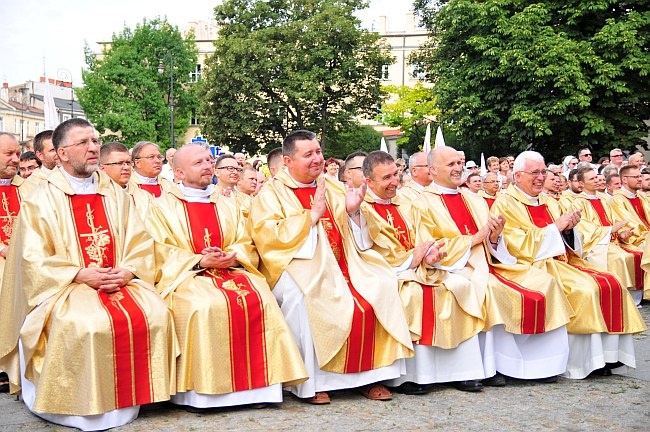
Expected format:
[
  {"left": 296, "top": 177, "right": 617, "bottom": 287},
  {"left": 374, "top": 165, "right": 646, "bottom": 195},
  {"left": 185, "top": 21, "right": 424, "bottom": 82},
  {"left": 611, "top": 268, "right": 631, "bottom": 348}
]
[
  {"left": 514, "top": 185, "right": 539, "bottom": 205},
  {"left": 621, "top": 187, "right": 638, "bottom": 198},
  {"left": 287, "top": 169, "right": 317, "bottom": 188},
  {"left": 134, "top": 171, "right": 158, "bottom": 184},
  {"left": 433, "top": 182, "right": 459, "bottom": 195},
  {"left": 62, "top": 169, "right": 96, "bottom": 195},
  {"left": 179, "top": 183, "right": 216, "bottom": 203},
  {"left": 368, "top": 188, "right": 391, "bottom": 204}
]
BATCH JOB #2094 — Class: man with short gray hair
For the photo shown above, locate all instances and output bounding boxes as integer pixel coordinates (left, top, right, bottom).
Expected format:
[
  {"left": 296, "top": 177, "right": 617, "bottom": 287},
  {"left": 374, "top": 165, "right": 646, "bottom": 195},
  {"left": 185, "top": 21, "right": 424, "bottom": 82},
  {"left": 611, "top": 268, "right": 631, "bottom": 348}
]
[
  {"left": 129, "top": 141, "right": 173, "bottom": 198},
  {"left": 492, "top": 150, "right": 645, "bottom": 379}
]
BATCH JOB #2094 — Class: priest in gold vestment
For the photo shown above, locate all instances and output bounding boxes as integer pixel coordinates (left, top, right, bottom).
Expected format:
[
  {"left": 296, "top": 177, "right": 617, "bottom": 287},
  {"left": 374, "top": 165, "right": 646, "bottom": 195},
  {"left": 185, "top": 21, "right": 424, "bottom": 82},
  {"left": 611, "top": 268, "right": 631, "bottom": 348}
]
[
  {"left": 570, "top": 167, "right": 644, "bottom": 304},
  {"left": 0, "top": 119, "right": 177, "bottom": 431},
  {"left": 361, "top": 151, "right": 490, "bottom": 393},
  {"left": 415, "top": 147, "right": 573, "bottom": 383},
  {"left": 492, "top": 151, "right": 646, "bottom": 379},
  {"left": 609, "top": 164, "right": 650, "bottom": 301},
  {"left": 145, "top": 144, "right": 307, "bottom": 408},
  {"left": 249, "top": 130, "right": 413, "bottom": 404}
]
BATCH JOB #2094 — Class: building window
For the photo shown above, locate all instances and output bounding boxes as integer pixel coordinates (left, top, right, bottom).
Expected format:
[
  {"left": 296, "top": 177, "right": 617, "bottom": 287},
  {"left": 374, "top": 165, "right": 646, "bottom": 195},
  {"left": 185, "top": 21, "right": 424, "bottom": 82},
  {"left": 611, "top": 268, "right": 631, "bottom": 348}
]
[
  {"left": 189, "top": 64, "right": 202, "bottom": 83},
  {"left": 190, "top": 109, "right": 199, "bottom": 126},
  {"left": 381, "top": 64, "right": 390, "bottom": 80},
  {"left": 0, "top": 116, "right": 3, "bottom": 132},
  {"left": 35, "top": 121, "right": 41, "bottom": 134},
  {"left": 412, "top": 65, "right": 425, "bottom": 81}
]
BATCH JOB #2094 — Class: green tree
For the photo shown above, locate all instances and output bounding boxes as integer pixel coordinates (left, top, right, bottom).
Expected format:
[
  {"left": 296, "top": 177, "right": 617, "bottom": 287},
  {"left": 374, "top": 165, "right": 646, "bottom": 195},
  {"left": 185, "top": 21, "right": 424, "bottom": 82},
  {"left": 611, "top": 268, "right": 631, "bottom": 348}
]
[
  {"left": 377, "top": 83, "right": 441, "bottom": 155},
  {"left": 199, "top": 0, "right": 394, "bottom": 155},
  {"left": 77, "top": 18, "right": 198, "bottom": 148},
  {"left": 325, "top": 123, "right": 383, "bottom": 159},
  {"left": 411, "top": 0, "right": 650, "bottom": 160}
]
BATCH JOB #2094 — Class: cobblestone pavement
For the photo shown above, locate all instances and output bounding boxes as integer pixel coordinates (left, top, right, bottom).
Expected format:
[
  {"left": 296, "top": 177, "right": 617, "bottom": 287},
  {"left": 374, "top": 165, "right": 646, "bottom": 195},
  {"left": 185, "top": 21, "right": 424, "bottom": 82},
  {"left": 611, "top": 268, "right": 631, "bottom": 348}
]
[{"left": 3, "top": 305, "right": 649, "bottom": 431}]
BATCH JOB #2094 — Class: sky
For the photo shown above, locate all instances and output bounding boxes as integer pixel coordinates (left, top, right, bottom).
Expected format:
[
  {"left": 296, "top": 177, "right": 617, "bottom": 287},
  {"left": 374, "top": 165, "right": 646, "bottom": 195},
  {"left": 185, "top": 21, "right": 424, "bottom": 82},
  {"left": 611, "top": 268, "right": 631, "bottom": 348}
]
[{"left": 0, "top": 0, "right": 414, "bottom": 86}]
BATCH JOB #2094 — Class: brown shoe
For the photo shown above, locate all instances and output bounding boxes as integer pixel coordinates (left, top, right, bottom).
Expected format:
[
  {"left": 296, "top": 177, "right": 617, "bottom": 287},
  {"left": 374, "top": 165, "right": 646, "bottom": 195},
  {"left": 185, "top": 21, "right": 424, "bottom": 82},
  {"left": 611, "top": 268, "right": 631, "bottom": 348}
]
[
  {"left": 303, "top": 391, "right": 331, "bottom": 405},
  {"left": 357, "top": 384, "right": 392, "bottom": 401}
]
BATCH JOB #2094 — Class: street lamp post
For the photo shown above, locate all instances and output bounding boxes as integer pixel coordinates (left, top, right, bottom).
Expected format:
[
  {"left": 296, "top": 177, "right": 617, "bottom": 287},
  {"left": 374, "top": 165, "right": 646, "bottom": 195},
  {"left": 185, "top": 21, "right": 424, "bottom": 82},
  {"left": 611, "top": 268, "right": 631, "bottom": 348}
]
[
  {"left": 158, "top": 55, "right": 175, "bottom": 148},
  {"left": 19, "top": 87, "right": 29, "bottom": 142},
  {"left": 57, "top": 68, "right": 74, "bottom": 119}
]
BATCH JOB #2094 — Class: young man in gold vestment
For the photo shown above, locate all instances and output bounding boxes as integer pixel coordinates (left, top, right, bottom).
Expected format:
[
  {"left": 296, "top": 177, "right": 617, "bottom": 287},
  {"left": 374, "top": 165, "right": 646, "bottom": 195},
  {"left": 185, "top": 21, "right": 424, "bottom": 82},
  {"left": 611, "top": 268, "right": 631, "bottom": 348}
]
[
  {"left": 145, "top": 144, "right": 307, "bottom": 409},
  {"left": 249, "top": 130, "right": 413, "bottom": 404}
]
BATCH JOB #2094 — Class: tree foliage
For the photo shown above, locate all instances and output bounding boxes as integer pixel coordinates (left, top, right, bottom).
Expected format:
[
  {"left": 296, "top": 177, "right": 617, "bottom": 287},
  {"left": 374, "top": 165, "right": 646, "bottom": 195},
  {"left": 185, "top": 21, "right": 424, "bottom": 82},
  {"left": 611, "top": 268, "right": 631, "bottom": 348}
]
[
  {"left": 377, "top": 83, "right": 441, "bottom": 154},
  {"left": 199, "top": 0, "right": 394, "bottom": 155},
  {"left": 325, "top": 123, "right": 383, "bottom": 159},
  {"left": 411, "top": 0, "right": 650, "bottom": 160},
  {"left": 77, "top": 18, "right": 198, "bottom": 148}
]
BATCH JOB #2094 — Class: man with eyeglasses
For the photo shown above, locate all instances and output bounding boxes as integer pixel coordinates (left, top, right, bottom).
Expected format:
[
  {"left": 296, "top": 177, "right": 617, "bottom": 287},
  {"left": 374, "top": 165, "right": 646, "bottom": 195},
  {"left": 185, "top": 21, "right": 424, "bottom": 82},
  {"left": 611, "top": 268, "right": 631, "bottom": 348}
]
[
  {"left": 415, "top": 146, "right": 573, "bottom": 388},
  {"left": 398, "top": 152, "right": 431, "bottom": 203},
  {"left": 0, "top": 118, "right": 177, "bottom": 430},
  {"left": 478, "top": 172, "right": 500, "bottom": 208},
  {"left": 99, "top": 142, "right": 132, "bottom": 188},
  {"left": 215, "top": 154, "right": 251, "bottom": 217},
  {"left": 342, "top": 151, "right": 367, "bottom": 189},
  {"left": 492, "top": 150, "right": 645, "bottom": 379},
  {"left": 610, "top": 165, "right": 650, "bottom": 302},
  {"left": 18, "top": 151, "right": 41, "bottom": 179},
  {"left": 610, "top": 148, "right": 625, "bottom": 169},
  {"left": 129, "top": 141, "right": 173, "bottom": 198}
]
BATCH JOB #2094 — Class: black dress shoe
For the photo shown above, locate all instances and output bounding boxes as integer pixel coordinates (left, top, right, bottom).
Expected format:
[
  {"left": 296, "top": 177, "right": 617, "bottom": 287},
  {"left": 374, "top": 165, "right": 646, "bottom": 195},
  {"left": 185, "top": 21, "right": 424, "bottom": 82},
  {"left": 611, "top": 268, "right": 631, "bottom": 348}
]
[
  {"left": 589, "top": 367, "right": 612, "bottom": 377},
  {"left": 451, "top": 380, "right": 483, "bottom": 392},
  {"left": 482, "top": 373, "right": 506, "bottom": 387},
  {"left": 393, "top": 382, "right": 429, "bottom": 395},
  {"left": 534, "top": 375, "right": 559, "bottom": 383}
]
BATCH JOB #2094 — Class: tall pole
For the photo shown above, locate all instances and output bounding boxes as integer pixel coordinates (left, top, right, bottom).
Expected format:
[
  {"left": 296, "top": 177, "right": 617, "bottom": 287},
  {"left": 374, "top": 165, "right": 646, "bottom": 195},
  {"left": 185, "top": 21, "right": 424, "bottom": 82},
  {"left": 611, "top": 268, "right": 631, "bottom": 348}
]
[
  {"left": 19, "top": 87, "right": 29, "bottom": 142},
  {"left": 57, "top": 68, "right": 74, "bottom": 118},
  {"left": 170, "top": 56, "right": 174, "bottom": 149},
  {"left": 158, "top": 54, "right": 175, "bottom": 148}
]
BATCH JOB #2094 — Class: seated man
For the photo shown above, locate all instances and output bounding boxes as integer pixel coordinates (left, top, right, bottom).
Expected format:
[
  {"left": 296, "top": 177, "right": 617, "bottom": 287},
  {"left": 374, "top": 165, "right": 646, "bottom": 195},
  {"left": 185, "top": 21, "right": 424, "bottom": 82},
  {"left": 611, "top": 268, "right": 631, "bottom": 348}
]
[
  {"left": 492, "top": 151, "right": 646, "bottom": 379},
  {"left": 418, "top": 147, "right": 573, "bottom": 384},
  {"left": 0, "top": 119, "right": 177, "bottom": 431},
  {"left": 99, "top": 141, "right": 133, "bottom": 188},
  {"left": 129, "top": 140, "right": 173, "bottom": 198},
  {"left": 571, "top": 167, "right": 643, "bottom": 303},
  {"left": 215, "top": 154, "right": 251, "bottom": 216},
  {"left": 25, "top": 129, "right": 57, "bottom": 183},
  {"left": 146, "top": 144, "right": 307, "bottom": 409},
  {"left": 361, "top": 151, "right": 488, "bottom": 393},
  {"left": 249, "top": 130, "right": 413, "bottom": 404},
  {"left": 399, "top": 152, "right": 431, "bottom": 202},
  {"left": 479, "top": 172, "right": 500, "bottom": 208}
]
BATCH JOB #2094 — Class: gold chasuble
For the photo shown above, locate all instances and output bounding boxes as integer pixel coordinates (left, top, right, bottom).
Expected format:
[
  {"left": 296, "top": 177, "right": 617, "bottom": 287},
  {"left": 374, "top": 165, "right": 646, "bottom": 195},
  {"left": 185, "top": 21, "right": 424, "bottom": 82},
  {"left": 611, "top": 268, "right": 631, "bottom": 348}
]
[
  {"left": 0, "top": 169, "right": 176, "bottom": 416},
  {"left": 146, "top": 188, "right": 306, "bottom": 394},
  {"left": 415, "top": 186, "right": 571, "bottom": 335},
  {"left": 0, "top": 176, "right": 24, "bottom": 283},
  {"left": 492, "top": 186, "right": 645, "bottom": 335},
  {"left": 363, "top": 195, "right": 483, "bottom": 349},
  {"left": 572, "top": 194, "right": 642, "bottom": 293},
  {"left": 610, "top": 189, "right": 650, "bottom": 246},
  {"left": 249, "top": 172, "right": 412, "bottom": 373}
]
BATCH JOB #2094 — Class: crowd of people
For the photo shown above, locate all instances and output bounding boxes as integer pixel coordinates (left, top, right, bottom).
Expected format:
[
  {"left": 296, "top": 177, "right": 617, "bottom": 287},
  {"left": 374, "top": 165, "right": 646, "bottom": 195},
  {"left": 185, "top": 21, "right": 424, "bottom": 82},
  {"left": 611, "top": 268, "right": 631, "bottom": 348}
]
[{"left": 0, "top": 119, "right": 648, "bottom": 431}]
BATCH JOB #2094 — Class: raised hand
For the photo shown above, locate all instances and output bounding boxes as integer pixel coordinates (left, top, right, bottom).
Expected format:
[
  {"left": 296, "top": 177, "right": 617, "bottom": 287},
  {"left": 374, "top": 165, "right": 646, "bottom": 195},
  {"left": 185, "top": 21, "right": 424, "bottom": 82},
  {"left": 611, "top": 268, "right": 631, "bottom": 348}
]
[{"left": 311, "top": 177, "right": 327, "bottom": 226}]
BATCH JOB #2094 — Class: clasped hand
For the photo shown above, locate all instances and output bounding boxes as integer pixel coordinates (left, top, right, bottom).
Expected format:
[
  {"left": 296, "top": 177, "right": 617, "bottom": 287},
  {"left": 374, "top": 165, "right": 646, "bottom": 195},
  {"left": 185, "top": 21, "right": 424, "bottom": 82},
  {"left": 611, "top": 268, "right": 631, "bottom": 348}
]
[
  {"left": 75, "top": 267, "right": 134, "bottom": 293},
  {"left": 199, "top": 246, "right": 238, "bottom": 269}
]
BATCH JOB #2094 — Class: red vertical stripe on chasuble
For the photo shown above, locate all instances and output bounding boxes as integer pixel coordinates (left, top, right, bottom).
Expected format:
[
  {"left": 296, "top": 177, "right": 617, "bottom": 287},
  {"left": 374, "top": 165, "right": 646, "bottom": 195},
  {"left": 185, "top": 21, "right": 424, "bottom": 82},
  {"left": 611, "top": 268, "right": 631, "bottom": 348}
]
[
  {"left": 293, "top": 187, "right": 376, "bottom": 373},
  {"left": 184, "top": 201, "right": 268, "bottom": 390},
  {"left": 70, "top": 194, "right": 152, "bottom": 408}
]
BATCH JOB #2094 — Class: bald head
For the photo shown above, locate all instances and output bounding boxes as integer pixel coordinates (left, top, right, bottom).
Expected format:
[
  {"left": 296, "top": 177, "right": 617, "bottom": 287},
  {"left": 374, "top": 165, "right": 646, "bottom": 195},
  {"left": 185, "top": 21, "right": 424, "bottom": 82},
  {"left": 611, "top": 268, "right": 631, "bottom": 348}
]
[
  {"left": 428, "top": 146, "right": 458, "bottom": 167},
  {"left": 173, "top": 144, "right": 215, "bottom": 188},
  {"left": 428, "top": 146, "right": 464, "bottom": 189}
]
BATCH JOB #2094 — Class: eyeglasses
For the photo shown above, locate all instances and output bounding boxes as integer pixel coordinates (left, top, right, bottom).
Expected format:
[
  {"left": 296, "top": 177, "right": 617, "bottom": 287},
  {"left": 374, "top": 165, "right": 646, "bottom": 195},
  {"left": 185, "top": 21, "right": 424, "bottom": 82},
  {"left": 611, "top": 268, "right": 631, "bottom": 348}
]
[
  {"left": 19, "top": 165, "right": 39, "bottom": 172},
  {"left": 623, "top": 175, "right": 642, "bottom": 179},
  {"left": 135, "top": 155, "right": 164, "bottom": 161},
  {"left": 611, "top": 154, "right": 624, "bottom": 158},
  {"left": 216, "top": 166, "right": 243, "bottom": 173},
  {"left": 411, "top": 165, "right": 428, "bottom": 168},
  {"left": 102, "top": 161, "right": 132, "bottom": 167},
  {"left": 522, "top": 170, "right": 548, "bottom": 177},
  {"left": 347, "top": 166, "right": 363, "bottom": 171},
  {"left": 61, "top": 138, "right": 101, "bottom": 149},
  {"left": 483, "top": 180, "right": 498, "bottom": 184},
  {"left": 581, "top": 153, "right": 592, "bottom": 157}
]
